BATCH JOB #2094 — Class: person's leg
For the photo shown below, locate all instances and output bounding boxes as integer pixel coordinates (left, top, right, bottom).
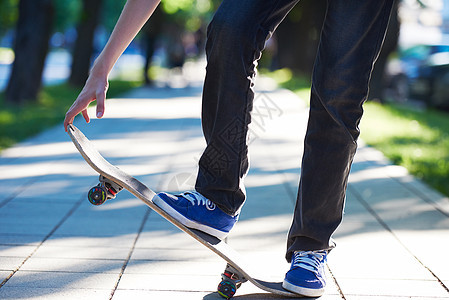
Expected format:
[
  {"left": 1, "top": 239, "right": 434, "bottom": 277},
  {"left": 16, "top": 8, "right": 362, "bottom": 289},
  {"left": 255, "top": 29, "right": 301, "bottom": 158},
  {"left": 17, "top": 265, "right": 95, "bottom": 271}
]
[
  {"left": 155, "top": 0, "right": 299, "bottom": 239},
  {"left": 286, "top": 0, "right": 394, "bottom": 257},
  {"left": 283, "top": 0, "right": 394, "bottom": 296},
  {"left": 195, "top": 0, "right": 299, "bottom": 216}
]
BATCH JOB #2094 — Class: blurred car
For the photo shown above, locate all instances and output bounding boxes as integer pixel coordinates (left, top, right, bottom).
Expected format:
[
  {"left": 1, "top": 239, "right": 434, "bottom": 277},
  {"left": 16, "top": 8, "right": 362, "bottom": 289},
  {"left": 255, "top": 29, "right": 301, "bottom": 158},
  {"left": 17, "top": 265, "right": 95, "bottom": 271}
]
[{"left": 387, "top": 44, "right": 449, "bottom": 109}]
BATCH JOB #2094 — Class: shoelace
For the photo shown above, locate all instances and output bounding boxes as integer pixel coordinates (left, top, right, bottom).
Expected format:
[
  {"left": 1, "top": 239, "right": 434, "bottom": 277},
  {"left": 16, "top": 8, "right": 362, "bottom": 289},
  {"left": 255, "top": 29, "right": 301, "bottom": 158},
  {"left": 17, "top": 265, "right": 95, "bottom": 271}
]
[
  {"left": 292, "top": 251, "right": 327, "bottom": 274},
  {"left": 179, "top": 191, "right": 215, "bottom": 208}
]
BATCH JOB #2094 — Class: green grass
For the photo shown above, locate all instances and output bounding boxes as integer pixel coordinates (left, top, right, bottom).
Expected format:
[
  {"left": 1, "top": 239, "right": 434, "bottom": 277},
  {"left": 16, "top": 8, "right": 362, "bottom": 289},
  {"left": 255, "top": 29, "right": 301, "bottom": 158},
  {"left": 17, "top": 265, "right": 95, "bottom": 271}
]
[
  {"left": 360, "top": 102, "right": 449, "bottom": 197},
  {"left": 265, "top": 69, "right": 449, "bottom": 197},
  {"left": 263, "top": 68, "right": 311, "bottom": 103},
  {"left": 0, "top": 80, "right": 141, "bottom": 151}
]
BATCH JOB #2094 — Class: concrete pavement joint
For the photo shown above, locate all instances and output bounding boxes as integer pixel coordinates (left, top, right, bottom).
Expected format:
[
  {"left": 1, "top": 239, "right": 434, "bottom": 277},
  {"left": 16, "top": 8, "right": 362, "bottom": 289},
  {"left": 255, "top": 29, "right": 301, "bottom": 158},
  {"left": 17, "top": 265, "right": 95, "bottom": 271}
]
[
  {"left": 348, "top": 185, "right": 449, "bottom": 295},
  {"left": 0, "top": 177, "right": 39, "bottom": 209},
  {"left": 1, "top": 84, "right": 447, "bottom": 298},
  {"left": 326, "top": 265, "right": 346, "bottom": 300},
  {"left": 0, "top": 192, "right": 85, "bottom": 289},
  {"left": 109, "top": 208, "right": 151, "bottom": 300},
  {"left": 394, "top": 177, "right": 449, "bottom": 218}
]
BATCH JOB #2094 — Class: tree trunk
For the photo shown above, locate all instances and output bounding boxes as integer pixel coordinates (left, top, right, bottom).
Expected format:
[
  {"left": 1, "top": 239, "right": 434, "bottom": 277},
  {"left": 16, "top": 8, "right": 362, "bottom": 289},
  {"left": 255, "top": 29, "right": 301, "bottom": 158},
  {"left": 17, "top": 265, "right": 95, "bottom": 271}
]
[
  {"left": 368, "top": 0, "right": 399, "bottom": 101},
  {"left": 5, "top": 0, "right": 54, "bottom": 104},
  {"left": 69, "top": 0, "right": 103, "bottom": 87},
  {"left": 276, "top": 0, "right": 326, "bottom": 76},
  {"left": 142, "top": 6, "right": 164, "bottom": 85}
]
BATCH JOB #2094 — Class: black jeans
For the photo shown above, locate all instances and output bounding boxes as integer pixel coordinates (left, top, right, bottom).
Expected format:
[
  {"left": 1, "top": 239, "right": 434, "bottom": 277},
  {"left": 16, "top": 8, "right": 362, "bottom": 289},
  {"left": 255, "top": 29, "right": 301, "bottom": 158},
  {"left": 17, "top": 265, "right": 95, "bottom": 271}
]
[{"left": 195, "top": 0, "right": 394, "bottom": 261}]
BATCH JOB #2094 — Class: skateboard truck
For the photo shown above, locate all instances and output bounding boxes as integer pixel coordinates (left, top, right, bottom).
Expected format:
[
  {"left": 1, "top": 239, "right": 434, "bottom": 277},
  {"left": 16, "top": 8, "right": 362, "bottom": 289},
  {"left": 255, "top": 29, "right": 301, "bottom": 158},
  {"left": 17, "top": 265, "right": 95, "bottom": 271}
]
[
  {"left": 218, "top": 264, "right": 248, "bottom": 299},
  {"left": 69, "top": 124, "right": 298, "bottom": 298},
  {"left": 87, "top": 175, "right": 123, "bottom": 205}
]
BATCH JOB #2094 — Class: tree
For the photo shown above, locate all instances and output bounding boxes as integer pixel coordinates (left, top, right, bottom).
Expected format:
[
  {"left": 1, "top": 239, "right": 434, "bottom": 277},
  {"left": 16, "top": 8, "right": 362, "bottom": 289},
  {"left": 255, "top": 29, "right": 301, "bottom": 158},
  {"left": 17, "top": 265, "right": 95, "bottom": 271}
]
[
  {"left": 0, "top": 0, "right": 19, "bottom": 37},
  {"left": 275, "top": 0, "right": 327, "bottom": 76},
  {"left": 5, "top": 0, "right": 54, "bottom": 104},
  {"left": 53, "top": 0, "right": 81, "bottom": 33},
  {"left": 69, "top": 0, "right": 103, "bottom": 86},
  {"left": 368, "top": 0, "right": 400, "bottom": 101},
  {"left": 141, "top": 6, "right": 165, "bottom": 85}
]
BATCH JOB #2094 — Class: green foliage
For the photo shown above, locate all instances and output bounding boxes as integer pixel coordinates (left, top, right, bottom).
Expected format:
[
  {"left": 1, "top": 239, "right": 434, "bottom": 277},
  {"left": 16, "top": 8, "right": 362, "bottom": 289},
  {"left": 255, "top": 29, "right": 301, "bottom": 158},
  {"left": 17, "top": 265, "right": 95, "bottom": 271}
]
[
  {"left": 53, "top": 0, "right": 81, "bottom": 32},
  {"left": 0, "top": 0, "right": 129, "bottom": 36},
  {"left": 102, "top": 0, "right": 127, "bottom": 32},
  {"left": 0, "top": 0, "right": 218, "bottom": 40},
  {"left": 0, "top": 0, "right": 19, "bottom": 34},
  {"left": 263, "top": 68, "right": 312, "bottom": 104},
  {"left": 160, "top": 0, "right": 214, "bottom": 31},
  {"left": 360, "top": 102, "right": 449, "bottom": 197},
  {"left": 161, "top": 0, "right": 195, "bottom": 14},
  {"left": 161, "top": 0, "right": 213, "bottom": 15},
  {"left": 0, "top": 80, "right": 141, "bottom": 151}
]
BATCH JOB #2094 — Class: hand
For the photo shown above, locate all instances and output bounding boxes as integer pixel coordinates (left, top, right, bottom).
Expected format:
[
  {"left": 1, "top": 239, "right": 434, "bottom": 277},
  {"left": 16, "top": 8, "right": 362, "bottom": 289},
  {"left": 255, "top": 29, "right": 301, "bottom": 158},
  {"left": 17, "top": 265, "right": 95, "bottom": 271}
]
[
  {"left": 63, "top": 0, "right": 160, "bottom": 132},
  {"left": 64, "top": 72, "right": 109, "bottom": 132}
]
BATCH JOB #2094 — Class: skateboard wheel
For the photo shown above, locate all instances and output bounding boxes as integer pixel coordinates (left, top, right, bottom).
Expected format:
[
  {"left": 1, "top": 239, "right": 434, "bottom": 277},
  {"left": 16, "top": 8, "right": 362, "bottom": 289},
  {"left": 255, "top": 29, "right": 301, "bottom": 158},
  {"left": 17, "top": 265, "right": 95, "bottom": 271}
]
[
  {"left": 88, "top": 186, "right": 107, "bottom": 205},
  {"left": 217, "top": 279, "right": 236, "bottom": 299}
]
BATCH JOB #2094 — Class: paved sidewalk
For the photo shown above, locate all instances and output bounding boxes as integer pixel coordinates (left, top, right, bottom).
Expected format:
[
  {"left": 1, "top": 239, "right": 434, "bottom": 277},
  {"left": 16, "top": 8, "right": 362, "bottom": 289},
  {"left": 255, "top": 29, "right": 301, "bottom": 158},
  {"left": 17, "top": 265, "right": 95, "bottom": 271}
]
[{"left": 0, "top": 77, "right": 448, "bottom": 299}]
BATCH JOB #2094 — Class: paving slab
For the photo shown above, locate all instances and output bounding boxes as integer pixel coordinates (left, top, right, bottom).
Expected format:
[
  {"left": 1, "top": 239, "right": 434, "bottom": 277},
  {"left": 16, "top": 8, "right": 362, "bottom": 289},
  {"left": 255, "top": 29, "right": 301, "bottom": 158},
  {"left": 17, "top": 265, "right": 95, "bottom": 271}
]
[
  {"left": 0, "top": 287, "right": 112, "bottom": 300},
  {"left": 0, "top": 233, "right": 46, "bottom": 246},
  {"left": 338, "top": 278, "right": 448, "bottom": 298},
  {"left": 3, "top": 270, "right": 118, "bottom": 290},
  {"left": 20, "top": 257, "right": 124, "bottom": 274},
  {"left": 0, "top": 75, "right": 448, "bottom": 299}
]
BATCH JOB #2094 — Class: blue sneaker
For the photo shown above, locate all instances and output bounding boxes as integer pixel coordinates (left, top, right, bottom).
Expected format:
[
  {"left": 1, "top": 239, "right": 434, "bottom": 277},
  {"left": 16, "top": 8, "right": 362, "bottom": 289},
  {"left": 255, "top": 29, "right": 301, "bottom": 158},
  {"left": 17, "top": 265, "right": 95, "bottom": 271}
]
[
  {"left": 153, "top": 191, "right": 238, "bottom": 240},
  {"left": 282, "top": 250, "right": 327, "bottom": 297}
]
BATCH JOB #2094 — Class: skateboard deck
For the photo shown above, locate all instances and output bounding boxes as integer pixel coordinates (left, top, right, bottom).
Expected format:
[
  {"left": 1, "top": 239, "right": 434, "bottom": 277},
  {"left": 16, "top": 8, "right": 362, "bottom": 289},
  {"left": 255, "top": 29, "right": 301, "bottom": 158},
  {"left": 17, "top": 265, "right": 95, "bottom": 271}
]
[{"left": 67, "top": 124, "right": 297, "bottom": 299}]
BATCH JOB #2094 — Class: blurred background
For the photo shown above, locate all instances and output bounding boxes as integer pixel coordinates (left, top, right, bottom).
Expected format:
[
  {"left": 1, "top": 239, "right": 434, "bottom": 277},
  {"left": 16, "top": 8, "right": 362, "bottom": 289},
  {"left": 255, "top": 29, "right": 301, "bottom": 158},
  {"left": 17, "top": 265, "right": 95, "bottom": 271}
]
[
  {"left": 2, "top": 0, "right": 449, "bottom": 106},
  {"left": 0, "top": 0, "right": 448, "bottom": 197}
]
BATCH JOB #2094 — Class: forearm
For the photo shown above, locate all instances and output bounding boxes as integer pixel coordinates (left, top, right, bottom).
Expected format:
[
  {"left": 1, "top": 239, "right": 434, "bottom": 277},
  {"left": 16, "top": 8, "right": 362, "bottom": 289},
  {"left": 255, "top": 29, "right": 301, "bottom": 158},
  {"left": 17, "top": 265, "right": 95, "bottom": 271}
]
[
  {"left": 93, "top": 0, "right": 160, "bottom": 76},
  {"left": 63, "top": 0, "right": 161, "bottom": 130}
]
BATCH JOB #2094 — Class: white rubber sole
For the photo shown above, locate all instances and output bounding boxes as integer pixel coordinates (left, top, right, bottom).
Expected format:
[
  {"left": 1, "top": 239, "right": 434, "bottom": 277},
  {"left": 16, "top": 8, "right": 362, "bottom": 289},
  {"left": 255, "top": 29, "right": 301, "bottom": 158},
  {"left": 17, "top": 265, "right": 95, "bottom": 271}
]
[
  {"left": 152, "top": 195, "right": 229, "bottom": 240},
  {"left": 282, "top": 280, "right": 325, "bottom": 298}
]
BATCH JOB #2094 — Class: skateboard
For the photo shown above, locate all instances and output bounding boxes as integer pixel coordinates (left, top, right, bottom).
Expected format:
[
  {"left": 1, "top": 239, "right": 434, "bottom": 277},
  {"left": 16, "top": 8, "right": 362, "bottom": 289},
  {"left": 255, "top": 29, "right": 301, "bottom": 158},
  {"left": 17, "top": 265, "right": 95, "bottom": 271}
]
[{"left": 67, "top": 124, "right": 297, "bottom": 299}]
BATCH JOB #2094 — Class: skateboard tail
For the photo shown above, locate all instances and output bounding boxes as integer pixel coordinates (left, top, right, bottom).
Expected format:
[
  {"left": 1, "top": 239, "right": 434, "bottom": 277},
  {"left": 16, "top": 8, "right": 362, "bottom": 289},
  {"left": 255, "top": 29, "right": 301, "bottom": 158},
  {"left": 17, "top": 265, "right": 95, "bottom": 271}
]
[
  {"left": 67, "top": 124, "right": 156, "bottom": 202},
  {"left": 67, "top": 124, "right": 298, "bottom": 298}
]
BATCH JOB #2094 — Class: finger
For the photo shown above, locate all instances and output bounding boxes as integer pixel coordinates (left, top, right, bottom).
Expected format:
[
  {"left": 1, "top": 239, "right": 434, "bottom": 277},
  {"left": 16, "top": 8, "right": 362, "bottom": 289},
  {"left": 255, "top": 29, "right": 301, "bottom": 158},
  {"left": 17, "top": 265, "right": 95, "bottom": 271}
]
[
  {"left": 64, "top": 107, "right": 76, "bottom": 132},
  {"left": 96, "top": 90, "right": 106, "bottom": 119},
  {"left": 63, "top": 115, "right": 72, "bottom": 132},
  {"left": 82, "top": 109, "right": 90, "bottom": 123},
  {"left": 63, "top": 96, "right": 90, "bottom": 131}
]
